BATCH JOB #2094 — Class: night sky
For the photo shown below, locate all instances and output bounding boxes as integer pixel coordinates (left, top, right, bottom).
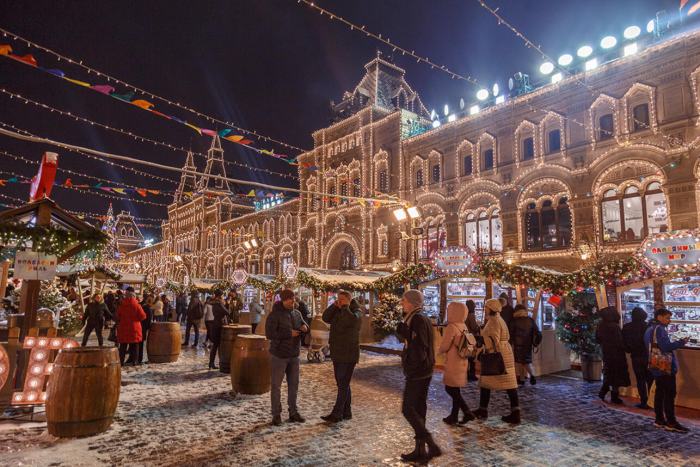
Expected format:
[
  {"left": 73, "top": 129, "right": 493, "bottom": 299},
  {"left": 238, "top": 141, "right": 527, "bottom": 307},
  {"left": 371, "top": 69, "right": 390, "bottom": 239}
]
[{"left": 0, "top": 0, "right": 685, "bottom": 241}]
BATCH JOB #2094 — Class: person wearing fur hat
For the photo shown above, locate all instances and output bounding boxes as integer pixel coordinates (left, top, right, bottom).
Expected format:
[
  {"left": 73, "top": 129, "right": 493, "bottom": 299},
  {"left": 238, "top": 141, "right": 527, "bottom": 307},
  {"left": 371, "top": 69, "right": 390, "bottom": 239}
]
[
  {"left": 473, "top": 297, "right": 521, "bottom": 424},
  {"left": 437, "top": 301, "right": 475, "bottom": 425},
  {"left": 396, "top": 289, "right": 441, "bottom": 462},
  {"left": 265, "top": 289, "right": 308, "bottom": 426}
]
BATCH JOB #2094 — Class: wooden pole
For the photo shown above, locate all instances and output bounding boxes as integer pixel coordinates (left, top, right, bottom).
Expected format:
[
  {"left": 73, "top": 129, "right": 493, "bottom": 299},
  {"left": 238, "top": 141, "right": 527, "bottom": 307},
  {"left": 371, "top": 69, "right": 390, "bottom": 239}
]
[{"left": 19, "top": 201, "right": 52, "bottom": 338}]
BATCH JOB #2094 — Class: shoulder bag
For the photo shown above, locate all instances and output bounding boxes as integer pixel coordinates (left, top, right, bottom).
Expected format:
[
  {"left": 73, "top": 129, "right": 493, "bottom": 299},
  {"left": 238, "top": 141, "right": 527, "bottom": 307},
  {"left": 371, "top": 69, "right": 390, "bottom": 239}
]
[
  {"left": 479, "top": 336, "right": 506, "bottom": 376},
  {"left": 649, "top": 325, "right": 673, "bottom": 375}
]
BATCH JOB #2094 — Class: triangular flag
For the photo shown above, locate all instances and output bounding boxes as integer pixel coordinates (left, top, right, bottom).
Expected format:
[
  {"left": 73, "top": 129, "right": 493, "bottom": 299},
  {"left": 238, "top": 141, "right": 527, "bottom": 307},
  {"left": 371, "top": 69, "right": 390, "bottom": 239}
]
[
  {"left": 110, "top": 91, "right": 134, "bottom": 102},
  {"left": 63, "top": 179, "right": 73, "bottom": 187},
  {"left": 0, "top": 45, "right": 12, "bottom": 56},
  {"left": 358, "top": 199, "right": 366, "bottom": 206},
  {"left": 64, "top": 77, "right": 91, "bottom": 87},
  {"left": 247, "top": 190, "right": 255, "bottom": 197},
  {"left": 113, "top": 188, "right": 127, "bottom": 195},
  {"left": 218, "top": 129, "right": 232, "bottom": 137},
  {"left": 136, "top": 190, "right": 147, "bottom": 197},
  {"left": 132, "top": 100, "right": 154, "bottom": 110},
  {"left": 256, "top": 191, "right": 264, "bottom": 197},
  {"left": 185, "top": 123, "right": 202, "bottom": 135}
]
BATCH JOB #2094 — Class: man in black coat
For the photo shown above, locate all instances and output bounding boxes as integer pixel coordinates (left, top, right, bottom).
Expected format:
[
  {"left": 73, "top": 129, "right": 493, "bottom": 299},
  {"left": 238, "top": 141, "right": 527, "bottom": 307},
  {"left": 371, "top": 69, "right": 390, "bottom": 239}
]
[
  {"left": 396, "top": 289, "right": 441, "bottom": 462},
  {"left": 499, "top": 293, "right": 514, "bottom": 329},
  {"left": 622, "top": 307, "right": 654, "bottom": 409},
  {"left": 320, "top": 290, "right": 363, "bottom": 423},
  {"left": 184, "top": 291, "right": 203, "bottom": 347},
  {"left": 208, "top": 289, "right": 230, "bottom": 370},
  {"left": 265, "top": 289, "right": 308, "bottom": 426},
  {"left": 296, "top": 297, "right": 311, "bottom": 346}
]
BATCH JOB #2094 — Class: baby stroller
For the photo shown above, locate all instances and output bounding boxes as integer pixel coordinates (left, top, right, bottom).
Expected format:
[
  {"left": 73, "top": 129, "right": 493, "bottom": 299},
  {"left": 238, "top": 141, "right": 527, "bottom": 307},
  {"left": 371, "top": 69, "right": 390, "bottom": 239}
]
[{"left": 307, "top": 315, "right": 331, "bottom": 362}]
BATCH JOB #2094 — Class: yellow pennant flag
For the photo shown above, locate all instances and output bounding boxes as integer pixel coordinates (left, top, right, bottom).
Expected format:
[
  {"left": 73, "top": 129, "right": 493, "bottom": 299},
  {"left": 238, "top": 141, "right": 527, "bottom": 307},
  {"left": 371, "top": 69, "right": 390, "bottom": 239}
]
[
  {"left": 185, "top": 123, "right": 202, "bottom": 135},
  {"left": 112, "top": 188, "right": 126, "bottom": 194},
  {"left": 64, "top": 77, "right": 91, "bottom": 87}
]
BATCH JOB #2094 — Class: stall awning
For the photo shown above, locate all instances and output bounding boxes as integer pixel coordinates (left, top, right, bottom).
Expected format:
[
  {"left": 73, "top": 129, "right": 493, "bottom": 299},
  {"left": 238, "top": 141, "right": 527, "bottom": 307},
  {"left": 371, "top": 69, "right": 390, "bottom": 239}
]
[
  {"left": 191, "top": 279, "right": 218, "bottom": 290},
  {"left": 299, "top": 268, "right": 390, "bottom": 287},
  {"left": 55, "top": 264, "right": 122, "bottom": 281}
]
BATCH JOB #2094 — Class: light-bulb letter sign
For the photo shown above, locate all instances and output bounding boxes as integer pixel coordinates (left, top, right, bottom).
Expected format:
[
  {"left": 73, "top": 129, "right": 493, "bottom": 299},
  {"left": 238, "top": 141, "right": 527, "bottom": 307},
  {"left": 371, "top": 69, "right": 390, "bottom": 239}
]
[
  {"left": 634, "top": 229, "right": 700, "bottom": 272},
  {"left": 12, "top": 336, "right": 78, "bottom": 405}
]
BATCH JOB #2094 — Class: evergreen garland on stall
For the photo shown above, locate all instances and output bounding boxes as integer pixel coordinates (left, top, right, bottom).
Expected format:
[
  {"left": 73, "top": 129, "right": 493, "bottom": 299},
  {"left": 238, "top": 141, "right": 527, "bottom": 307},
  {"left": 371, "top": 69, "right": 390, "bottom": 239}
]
[
  {"left": 554, "top": 306, "right": 601, "bottom": 357},
  {"left": 370, "top": 293, "right": 403, "bottom": 336}
]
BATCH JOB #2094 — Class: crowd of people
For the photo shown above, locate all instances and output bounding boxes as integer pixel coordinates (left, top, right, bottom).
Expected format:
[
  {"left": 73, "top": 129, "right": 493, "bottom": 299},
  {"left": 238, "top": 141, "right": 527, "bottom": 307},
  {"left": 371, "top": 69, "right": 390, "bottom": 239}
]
[
  {"left": 597, "top": 305, "right": 689, "bottom": 433},
  {"left": 70, "top": 282, "right": 690, "bottom": 460}
]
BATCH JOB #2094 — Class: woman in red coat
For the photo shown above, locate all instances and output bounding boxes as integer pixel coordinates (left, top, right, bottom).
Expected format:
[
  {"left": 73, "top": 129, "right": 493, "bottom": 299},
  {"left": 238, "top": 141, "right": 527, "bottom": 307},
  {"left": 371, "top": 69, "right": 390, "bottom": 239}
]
[{"left": 116, "top": 287, "right": 147, "bottom": 366}]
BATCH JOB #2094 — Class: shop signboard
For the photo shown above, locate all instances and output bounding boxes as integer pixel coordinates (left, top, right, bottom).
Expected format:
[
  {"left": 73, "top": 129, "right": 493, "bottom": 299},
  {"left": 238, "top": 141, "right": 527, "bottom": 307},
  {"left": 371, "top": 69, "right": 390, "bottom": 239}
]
[
  {"left": 14, "top": 250, "right": 58, "bottom": 281},
  {"left": 634, "top": 229, "right": 700, "bottom": 272},
  {"left": 430, "top": 246, "right": 478, "bottom": 276},
  {"left": 232, "top": 268, "right": 248, "bottom": 286}
]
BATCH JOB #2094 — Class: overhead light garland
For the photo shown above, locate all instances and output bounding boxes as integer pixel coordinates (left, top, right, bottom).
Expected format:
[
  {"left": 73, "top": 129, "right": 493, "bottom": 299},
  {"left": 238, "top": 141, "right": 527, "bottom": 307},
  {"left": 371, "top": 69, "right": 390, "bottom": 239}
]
[
  {"left": 0, "top": 221, "right": 110, "bottom": 256},
  {"left": 0, "top": 28, "right": 306, "bottom": 153}
]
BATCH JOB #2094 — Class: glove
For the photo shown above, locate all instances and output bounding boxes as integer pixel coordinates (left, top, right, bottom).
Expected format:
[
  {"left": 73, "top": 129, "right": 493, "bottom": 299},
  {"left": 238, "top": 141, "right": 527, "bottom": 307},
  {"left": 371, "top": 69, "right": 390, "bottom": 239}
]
[{"left": 474, "top": 335, "right": 485, "bottom": 348}]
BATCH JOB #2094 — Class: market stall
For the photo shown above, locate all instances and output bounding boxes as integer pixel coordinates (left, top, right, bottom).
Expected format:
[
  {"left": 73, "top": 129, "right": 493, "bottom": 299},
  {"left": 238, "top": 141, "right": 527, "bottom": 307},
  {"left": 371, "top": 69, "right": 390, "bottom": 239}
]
[{"left": 615, "top": 230, "right": 700, "bottom": 409}]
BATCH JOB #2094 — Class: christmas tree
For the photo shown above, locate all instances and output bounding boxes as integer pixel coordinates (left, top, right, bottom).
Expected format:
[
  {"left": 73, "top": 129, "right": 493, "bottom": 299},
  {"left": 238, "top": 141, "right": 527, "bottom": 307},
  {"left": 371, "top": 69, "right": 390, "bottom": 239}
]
[
  {"left": 370, "top": 294, "right": 403, "bottom": 336},
  {"left": 555, "top": 304, "right": 601, "bottom": 357},
  {"left": 100, "top": 204, "right": 120, "bottom": 269},
  {"left": 9, "top": 281, "right": 82, "bottom": 333}
]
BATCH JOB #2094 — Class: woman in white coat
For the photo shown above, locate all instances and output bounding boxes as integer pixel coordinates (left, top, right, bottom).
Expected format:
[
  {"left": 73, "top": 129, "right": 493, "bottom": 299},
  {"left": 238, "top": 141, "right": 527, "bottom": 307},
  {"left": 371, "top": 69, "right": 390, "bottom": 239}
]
[
  {"left": 474, "top": 298, "right": 521, "bottom": 424},
  {"left": 437, "top": 302, "right": 475, "bottom": 425}
]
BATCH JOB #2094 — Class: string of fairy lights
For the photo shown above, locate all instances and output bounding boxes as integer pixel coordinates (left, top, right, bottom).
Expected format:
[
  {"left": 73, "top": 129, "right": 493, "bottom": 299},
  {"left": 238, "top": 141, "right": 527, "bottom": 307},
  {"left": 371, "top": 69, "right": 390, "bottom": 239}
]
[
  {"left": 0, "top": 27, "right": 305, "bottom": 154},
  {"left": 0, "top": 149, "right": 174, "bottom": 194},
  {"left": 0, "top": 89, "right": 301, "bottom": 182},
  {"left": 0, "top": 121, "right": 180, "bottom": 184}
]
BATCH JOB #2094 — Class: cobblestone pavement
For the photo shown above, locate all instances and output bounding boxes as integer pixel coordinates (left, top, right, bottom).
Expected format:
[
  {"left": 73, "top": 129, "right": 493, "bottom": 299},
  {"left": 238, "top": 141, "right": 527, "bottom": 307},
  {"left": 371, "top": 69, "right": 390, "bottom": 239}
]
[{"left": 1, "top": 333, "right": 700, "bottom": 466}]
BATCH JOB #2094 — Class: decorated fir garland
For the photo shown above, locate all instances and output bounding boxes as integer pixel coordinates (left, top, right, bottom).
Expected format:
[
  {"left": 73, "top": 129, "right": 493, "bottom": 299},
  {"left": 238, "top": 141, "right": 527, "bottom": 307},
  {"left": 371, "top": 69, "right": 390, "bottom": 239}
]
[
  {"left": 0, "top": 221, "right": 110, "bottom": 257},
  {"left": 66, "top": 264, "right": 122, "bottom": 285}
]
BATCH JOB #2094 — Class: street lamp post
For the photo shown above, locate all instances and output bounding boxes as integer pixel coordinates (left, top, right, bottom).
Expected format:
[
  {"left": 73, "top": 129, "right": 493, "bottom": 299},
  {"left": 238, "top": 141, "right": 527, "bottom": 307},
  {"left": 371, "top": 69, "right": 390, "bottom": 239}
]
[{"left": 393, "top": 207, "right": 423, "bottom": 265}]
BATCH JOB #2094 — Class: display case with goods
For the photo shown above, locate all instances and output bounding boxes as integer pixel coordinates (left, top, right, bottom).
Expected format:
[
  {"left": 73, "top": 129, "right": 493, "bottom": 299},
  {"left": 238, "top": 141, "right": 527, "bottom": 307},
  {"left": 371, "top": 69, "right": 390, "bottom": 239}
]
[
  {"left": 296, "top": 286, "right": 314, "bottom": 315},
  {"left": 421, "top": 284, "right": 440, "bottom": 319},
  {"left": 664, "top": 278, "right": 700, "bottom": 348},
  {"left": 620, "top": 285, "right": 654, "bottom": 323},
  {"left": 537, "top": 293, "right": 558, "bottom": 331},
  {"left": 446, "top": 278, "right": 486, "bottom": 324},
  {"left": 241, "top": 285, "right": 259, "bottom": 312}
]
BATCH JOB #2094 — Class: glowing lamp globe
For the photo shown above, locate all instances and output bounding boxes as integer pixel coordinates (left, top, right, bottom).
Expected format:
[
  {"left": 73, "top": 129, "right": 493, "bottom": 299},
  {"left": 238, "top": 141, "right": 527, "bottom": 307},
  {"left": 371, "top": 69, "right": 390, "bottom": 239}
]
[
  {"left": 624, "top": 26, "right": 641, "bottom": 39},
  {"left": 577, "top": 46, "right": 593, "bottom": 57},
  {"left": 476, "top": 89, "right": 490, "bottom": 100},
  {"left": 600, "top": 36, "right": 617, "bottom": 49},
  {"left": 558, "top": 54, "right": 573, "bottom": 66},
  {"left": 539, "top": 62, "right": 554, "bottom": 74}
]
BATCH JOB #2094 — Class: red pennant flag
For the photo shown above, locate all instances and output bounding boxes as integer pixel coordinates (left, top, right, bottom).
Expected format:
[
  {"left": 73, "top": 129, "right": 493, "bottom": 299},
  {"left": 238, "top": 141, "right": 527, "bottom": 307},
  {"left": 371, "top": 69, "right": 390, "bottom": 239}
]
[
  {"left": 63, "top": 179, "right": 74, "bottom": 187},
  {"left": 136, "top": 190, "right": 147, "bottom": 197}
]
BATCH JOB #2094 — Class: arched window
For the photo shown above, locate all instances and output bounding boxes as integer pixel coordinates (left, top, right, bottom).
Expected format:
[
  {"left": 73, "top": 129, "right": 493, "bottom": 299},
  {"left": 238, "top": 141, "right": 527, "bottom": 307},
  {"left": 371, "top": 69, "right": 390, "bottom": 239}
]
[
  {"left": 548, "top": 130, "right": 561, "bottom": 153},
  {"left": 633, "top": 104, "right": 650, "bottom": 131},
  {"left": 420, "top": 220, "right": 446, "bottom": 259},
  {"left": 483, "top": 149, "right": 494, "bottom": 170},
  {"left": 341, "top": 182, "right": 348, "bottom": 204},
  {"left": 432, "top": 165, "right": 440, "bottom": 183},
  {"left": 465, "top": 210, "right": 502, "bottom": 253},
  {"left": 601, "top": 182, "right": 667, "bottom": 243},
  {"left": 599, "top": 114, "right": 614, "bottom": 141},
  {"left": 525, "top": 198, "right": 572, "bottom": 250},
  {"left": 265, "top": 258, "right": 276, "bottom": 275},
  {"left": 522, "top": 137, "right": 535, "bottom": 160},
  {"left": 340, "top": 245, "right": 356, "bottom": 271},
  {"left": 463, "top": 155, "right": 472, "bottom": 176},
  {"left": 415, "top": 169, "right": 423, "bottom": 188}
]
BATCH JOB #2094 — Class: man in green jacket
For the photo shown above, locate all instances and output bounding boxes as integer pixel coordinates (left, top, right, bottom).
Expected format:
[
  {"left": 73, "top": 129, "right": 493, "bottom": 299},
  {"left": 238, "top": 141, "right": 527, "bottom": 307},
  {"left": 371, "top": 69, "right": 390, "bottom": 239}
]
[{"left": 320, "top": 290, "right": 363, "bottom": 423}]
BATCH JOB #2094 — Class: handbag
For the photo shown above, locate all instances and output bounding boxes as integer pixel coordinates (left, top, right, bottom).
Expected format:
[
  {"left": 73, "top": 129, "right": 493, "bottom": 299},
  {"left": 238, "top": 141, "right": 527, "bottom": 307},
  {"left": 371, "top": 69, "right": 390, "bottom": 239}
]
[
  {"left": 649, "top": 325, "right": 673, "bottom": 375},
  {"left": 479, "top": 336, "right": 506, "bottom": 376}
]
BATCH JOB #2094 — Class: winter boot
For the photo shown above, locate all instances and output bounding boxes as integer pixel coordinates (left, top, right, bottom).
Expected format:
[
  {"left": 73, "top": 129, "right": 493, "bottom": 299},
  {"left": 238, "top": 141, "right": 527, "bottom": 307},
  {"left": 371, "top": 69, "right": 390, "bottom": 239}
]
[
  {"left": 610, "top": 392, "right": 624, "bottom": 405},
  {"left": 400, "top": 437, "right": 425, "bottom": 462},
  {"left": 598, "top": 386, "right": 609, "bottom": 401},
  {"left": 459, "top": 410, "right": 476, "bottom": 424},
  {"left": 530, "top": 376, "right": 537, "bottom": 385},
  {"left": 473, "top": 408, "right": 489, "bottom": 419},
  {"left": 517, "top": 377, "right": 525, "bottom": 386},
  {"left": 442, "top": 409, "right": 459, "bottom": 425},
  {"left": 419, "top": 433, "right": 442, "bottom": 461},
  {"left": 501, "top": 410, "right": 521, "bottom": 425}
]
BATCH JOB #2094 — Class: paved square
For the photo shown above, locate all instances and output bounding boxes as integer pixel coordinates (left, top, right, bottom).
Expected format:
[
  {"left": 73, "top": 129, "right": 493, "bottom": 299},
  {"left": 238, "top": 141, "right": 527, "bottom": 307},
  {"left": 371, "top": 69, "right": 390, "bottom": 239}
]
[{"left": 1, "top": 342, "right": 699, "bottom": 466}]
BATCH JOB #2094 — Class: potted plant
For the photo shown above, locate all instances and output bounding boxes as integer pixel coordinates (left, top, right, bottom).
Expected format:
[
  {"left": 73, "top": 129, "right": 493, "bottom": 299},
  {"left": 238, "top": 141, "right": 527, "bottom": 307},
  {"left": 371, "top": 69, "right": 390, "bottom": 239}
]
[{"left": 555, "top": 304, "right": 602, "bottom": 381}]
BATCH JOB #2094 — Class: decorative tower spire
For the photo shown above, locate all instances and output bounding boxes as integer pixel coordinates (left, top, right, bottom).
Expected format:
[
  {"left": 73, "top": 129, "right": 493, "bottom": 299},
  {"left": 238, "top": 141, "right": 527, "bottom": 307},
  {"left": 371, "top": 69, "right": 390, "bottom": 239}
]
[
  {"left": 198, "top": 135, "right": 230, "bottom": 194},
  {"left": 175, "top": 151, "right": 198, "bottom": 204}
]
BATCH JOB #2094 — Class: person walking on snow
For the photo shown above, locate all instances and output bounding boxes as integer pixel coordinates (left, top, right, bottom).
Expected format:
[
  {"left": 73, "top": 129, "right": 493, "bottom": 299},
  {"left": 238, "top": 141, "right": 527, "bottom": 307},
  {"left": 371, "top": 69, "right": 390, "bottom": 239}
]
[
  {"left": 116, "top": 287, "right": 146, "bottom": 365},
  {"left": 397, "top": 289, "right": 442, "bottom": 462},
  {"left": 473, "top": 298, "right": 521, "bottom": 424},
  {"left": 437, "top": 301, "right": 475, "bottom": 425},
  {"left": 208, "top": 289, "right": 230, "bottom": 370},
  {"left": 320, "top": 290, "right": 363, "bottom": 423},
  {"left": 596, "top": 306, "right": 631, "bottom": 405}
]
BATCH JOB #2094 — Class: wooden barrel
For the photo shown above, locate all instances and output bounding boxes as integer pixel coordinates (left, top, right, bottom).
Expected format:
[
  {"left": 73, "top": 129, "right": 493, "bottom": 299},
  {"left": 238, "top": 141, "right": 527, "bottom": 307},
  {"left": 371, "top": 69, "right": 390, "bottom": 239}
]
[
  {"left": 147, "top": 322, "right": 182, "bottom": 363},
  {"left": 231, "top": 335, "right": 271, "bottom": 395},
  {"left": 219, "top": 325, "right": 252, "bottom": 374},
  {"left": 46, "top": 347, "right": 121, "bottom": 438}
]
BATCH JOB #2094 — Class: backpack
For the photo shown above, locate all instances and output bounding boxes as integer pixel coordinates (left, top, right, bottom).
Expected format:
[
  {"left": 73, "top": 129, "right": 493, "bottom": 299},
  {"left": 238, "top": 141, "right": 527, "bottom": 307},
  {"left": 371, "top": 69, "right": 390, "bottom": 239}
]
[
  {"left": 453, "top": 325, "right": 477, "bottom": 358},
  {"left": 194, "top": 302, "right": 204, "bottom": 320}
]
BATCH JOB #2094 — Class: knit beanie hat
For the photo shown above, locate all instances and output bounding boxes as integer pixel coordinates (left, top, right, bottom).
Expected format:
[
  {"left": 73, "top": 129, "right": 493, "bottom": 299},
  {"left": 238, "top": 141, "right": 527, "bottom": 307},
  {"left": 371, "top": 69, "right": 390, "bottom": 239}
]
[
  {"left": 402, "top": 289, "right": 424, "bottom": 308},
  {"left": 279, "top": 289, "right": 295, "bottom": 301},
  {"left": 485, "top": 298, "right": 503, "bottom": 313}
]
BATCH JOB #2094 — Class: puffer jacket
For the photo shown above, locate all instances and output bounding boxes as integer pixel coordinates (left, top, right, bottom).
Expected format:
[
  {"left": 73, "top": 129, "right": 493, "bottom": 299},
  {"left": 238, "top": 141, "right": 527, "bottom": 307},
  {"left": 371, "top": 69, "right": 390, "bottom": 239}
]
[
  {"left": 622, "top": 307, "right": 649, "bottom": 359},
  {"left": 509, "top": 309, "right": 542, "bottom": 364},
  {"left": 116, "top": 296, "right": 147, "bottom": 343},
  {"left": 477, "top": 312, "right": 518, "bottom": 391},
  {"left": 438, "top": 303, "right": 469, "bottom": 387},
  {"left": 186, "top": 295, "right": 203, "bottom": 322},
  {"left": 322, "top": 298, "right": 363, "bottom": 363},
  {"left": 397, "top": 308, "right": 434, "bottom": 380},
  {"left": 209, "top": 298, "right": 230, "bottom": 346},
  {"left": 596, "top": 307, "right": 631, "bottom": 388},
  {"left": 265, "top": 300, "right": 307, "bottom": 358}
]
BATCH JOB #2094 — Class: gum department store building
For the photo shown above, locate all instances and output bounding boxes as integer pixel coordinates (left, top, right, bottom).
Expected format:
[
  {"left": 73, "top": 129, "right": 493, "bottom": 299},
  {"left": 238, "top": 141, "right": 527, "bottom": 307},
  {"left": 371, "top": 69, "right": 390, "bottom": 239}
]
[{"left": 128, "top": 30, "right": 700, "bottom": 286}]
